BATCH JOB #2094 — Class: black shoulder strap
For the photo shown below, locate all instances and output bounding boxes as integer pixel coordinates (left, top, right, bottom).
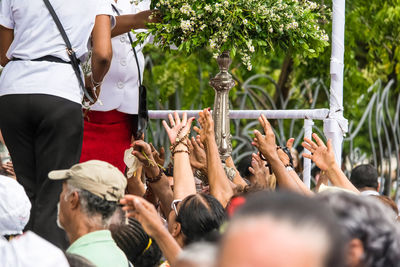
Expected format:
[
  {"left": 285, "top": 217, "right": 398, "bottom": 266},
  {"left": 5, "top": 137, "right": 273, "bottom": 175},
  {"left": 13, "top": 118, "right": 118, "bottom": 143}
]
[
  {"left": 111, "top": 4, "right": 142, "bottom": 86},
  {"left": 42, "top": 0, "right": 94, "bottom": 103}
]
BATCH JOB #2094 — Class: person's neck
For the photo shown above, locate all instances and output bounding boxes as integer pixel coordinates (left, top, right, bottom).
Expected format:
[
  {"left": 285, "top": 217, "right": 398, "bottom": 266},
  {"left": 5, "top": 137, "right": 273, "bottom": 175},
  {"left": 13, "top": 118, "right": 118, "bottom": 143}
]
[{"left": 67, "top": 216, "right": 106, "bottom": 244}]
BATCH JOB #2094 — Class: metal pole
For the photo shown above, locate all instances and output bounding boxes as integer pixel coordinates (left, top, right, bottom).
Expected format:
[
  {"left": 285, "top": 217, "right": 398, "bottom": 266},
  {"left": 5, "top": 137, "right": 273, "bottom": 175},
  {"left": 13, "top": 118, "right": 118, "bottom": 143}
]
[
  {"left": 323, "top": 0, "right": 348, "bottom": 165},
  {"left": 303, "top": 119, "right": 314, "bottom": 188}
]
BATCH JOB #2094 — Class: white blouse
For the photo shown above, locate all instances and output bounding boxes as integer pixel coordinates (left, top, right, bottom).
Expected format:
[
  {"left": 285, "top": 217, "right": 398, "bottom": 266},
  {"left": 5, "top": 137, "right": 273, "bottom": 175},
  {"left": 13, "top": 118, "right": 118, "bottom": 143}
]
[
  {"left": 0, "top": 0, "right": 115, "bottom": 104},
  {"left": 91, "top": 0, "right": 151, "bottom": 115}
]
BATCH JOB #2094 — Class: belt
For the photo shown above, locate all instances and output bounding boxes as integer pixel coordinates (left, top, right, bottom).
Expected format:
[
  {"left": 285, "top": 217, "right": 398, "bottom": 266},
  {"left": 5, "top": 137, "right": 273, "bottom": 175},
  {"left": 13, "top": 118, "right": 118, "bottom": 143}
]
[{"left": 12, "top": 55, "right": 79, "bottom": 64}]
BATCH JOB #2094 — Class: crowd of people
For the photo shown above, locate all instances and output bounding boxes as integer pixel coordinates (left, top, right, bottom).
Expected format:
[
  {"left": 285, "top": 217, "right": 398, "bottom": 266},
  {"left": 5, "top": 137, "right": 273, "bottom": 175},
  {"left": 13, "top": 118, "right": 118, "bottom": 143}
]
[{"left": 1, "top": 0, "right": 400, "bottom": 267}]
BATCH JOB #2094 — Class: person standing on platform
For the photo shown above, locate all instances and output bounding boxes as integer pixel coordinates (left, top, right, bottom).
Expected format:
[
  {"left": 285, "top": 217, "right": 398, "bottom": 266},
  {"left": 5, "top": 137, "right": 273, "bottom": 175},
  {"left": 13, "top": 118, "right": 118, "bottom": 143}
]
[
  {"left": 80, "top": 0, "right": 159, "bottom": 173},
  {"left": 0, "top": 0, "right": 114, "bottom": 248}
]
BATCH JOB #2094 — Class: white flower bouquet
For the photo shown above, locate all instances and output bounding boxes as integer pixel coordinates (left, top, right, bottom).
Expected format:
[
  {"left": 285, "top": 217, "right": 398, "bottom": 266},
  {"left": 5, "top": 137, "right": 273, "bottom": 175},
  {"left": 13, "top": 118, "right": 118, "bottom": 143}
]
[{"left": 135, "top": 0, "right": 330, "bottom": 70}]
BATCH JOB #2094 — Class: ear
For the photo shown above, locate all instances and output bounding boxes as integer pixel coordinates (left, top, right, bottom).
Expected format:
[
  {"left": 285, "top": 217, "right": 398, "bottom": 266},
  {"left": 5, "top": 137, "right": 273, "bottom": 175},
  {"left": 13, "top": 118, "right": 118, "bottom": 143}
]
[
  {"left": 171, "top": 221, "right": 182, "bottom": 238},
  {"left": 69, "top": 191, "right": 80, "bottom": 210},
  {"left": 347, "top": 238, "right": 364, "bottom": 267}
]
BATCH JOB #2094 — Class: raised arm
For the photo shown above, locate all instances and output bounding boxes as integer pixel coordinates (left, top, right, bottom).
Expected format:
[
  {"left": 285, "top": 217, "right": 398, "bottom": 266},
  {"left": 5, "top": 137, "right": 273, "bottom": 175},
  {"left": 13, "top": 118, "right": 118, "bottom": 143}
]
[
  {"left": 252, "top": 115, "right": 313, "bottom": 196},
  {"left": 131, "top": 140, "right": 174, "bottom": 216},
  {"left": 121, "top": 195, "right": 181, "bottom": 265},
  {"left": 111, "top": 10, "right": 161, "bottom": 37},
  {"left": 302, "top": 133, "right": 359, "bottom": 193},
  {"left": 162, "top": 112, "right": 196, "bottom": 200},
  {"left": 194, "top": 109, "right": 234, "bottom": 207}
]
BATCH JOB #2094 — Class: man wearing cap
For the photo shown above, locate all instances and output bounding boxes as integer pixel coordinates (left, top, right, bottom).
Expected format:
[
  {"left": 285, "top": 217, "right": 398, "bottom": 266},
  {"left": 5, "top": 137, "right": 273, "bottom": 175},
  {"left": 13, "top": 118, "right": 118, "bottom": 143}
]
[{"left": 49, "top": 160, "right": 129, "bottom": 267}]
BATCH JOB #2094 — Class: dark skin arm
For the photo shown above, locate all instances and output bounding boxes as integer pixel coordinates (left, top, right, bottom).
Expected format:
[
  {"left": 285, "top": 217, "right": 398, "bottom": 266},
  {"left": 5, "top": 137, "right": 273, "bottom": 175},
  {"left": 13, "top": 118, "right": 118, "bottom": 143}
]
[
  {"left": 111, "top": 10, "right": 161, "bottom": 37},
  {"left": 0, "top": 25, "right": 13, "bottom": 67}
]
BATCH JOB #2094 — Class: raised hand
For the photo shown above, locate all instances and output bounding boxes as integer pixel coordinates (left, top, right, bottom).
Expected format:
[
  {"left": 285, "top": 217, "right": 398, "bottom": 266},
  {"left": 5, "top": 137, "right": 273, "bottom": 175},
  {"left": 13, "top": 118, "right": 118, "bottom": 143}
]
[
  {"left": 302, "top": 133, "right": 336, "bottom": 171},
  {"left": 188, "top": 136, "right": 207, "bottom": 172},
  {"left": 193, "top": 108, "right": 214, "bottom": 146},
  {"left": 121, "top": 195, "right": 165, "bottom": 239},
  {"left": 249, "top": 153, "right": 274, "bottom": 188},
  {"left": 252, "top": 115, "right": 278, "bottom": 161},
  {"left": 131, "top": 140, "right": 160, "bottom": 177},
  {"left": 150, "top": 143, "right": 165, "bottom": 167},
  {"left": 162, "top": 112, "right": 194, "bottom": 145},
  {"left": 135, "top": 10, "right": 162, "bottom": 29}
]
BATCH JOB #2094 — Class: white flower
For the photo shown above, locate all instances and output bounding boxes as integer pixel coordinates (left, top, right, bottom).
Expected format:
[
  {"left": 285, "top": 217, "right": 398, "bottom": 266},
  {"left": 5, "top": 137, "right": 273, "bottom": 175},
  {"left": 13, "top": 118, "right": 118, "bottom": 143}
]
[
  {"left": 200, "top": 24, "right": 207, "bottom": 30},
  {"left": 321, "top": 33, "right": 329, "bottom": 41},
  {"left": 269, "top": 27, "right": 273, "bottom": 33},
  {"left": 204, "top": 4, "right": 212, "bottom": 12},
  {"left": 180, "top": 4, "right": 193, "bottom": 16},
  {"left": 180, "top": 20, "right": 192, "bottom": 32},
  {"left": 210, "top": 39, "right": 217, "bottom": 49},
  {"left": 247, "top": 64, "right": 252, "bottom": 71},
  {"left": 243, "top": 19, "right": 248, "bottom": 25},
  {"left": 223, "top": 1, "right": 229, "bottom": 7},
  {"left": 249, "top": 45, "right": 255, "bottom": 53}
]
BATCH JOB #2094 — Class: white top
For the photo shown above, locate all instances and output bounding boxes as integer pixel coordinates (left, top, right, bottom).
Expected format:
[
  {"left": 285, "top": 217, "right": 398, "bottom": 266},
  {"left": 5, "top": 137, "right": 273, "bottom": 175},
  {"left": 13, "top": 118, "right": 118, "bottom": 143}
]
[
  {"left": 0, "top": 231, "right": 70, "bottom": 267},
  {"left": 0, "top": 175, "right": 31, "bottom": 236},
  {"left": 0, "top": 0, "right": 115, "bottom": 104},
  {"left": 91, "top": 0, "right": 150, "bottom": 114}
]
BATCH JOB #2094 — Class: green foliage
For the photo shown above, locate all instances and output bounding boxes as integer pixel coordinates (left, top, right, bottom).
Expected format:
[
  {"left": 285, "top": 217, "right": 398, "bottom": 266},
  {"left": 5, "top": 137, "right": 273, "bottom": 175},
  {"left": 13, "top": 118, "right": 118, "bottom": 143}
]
[
  {"left": 142, "top": 0, "right": 400, "bottom": 161},
  {"left": 135, "top": 0, "right": 330, "bottom": 70}
]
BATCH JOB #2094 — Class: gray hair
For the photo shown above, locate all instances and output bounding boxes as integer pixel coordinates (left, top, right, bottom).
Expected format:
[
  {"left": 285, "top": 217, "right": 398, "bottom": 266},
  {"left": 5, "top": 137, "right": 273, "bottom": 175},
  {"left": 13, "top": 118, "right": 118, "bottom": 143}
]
[
  {"left": 176, "top": 242, "right": 217, "bottom": 267},
  {"left": 65, "top": 182, "right": 118, "bottom": 228},
  {"left": 316, "top": 191, "right": 400, "bottom": 267}
]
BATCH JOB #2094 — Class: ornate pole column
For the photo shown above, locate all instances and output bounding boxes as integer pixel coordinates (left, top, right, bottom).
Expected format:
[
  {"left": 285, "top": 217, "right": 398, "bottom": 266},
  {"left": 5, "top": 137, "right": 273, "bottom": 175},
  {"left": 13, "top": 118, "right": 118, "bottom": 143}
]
[{"left": 209, "top": 51, "right": 235, "bottom": 160}]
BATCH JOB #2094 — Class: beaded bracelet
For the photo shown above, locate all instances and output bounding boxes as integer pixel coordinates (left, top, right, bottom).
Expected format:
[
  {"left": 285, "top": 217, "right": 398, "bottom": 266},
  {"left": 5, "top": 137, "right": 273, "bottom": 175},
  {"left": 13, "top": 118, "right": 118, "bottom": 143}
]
[
  {"left": 146, "top": 166, "right": 163, "bottom": 183},
  {"left": 171, "top": 149, "right": 190, "bottom": 156}
]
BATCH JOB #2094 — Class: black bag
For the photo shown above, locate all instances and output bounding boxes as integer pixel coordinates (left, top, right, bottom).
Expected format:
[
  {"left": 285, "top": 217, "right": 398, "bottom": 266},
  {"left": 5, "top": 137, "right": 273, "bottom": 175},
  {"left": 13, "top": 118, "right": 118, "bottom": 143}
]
[
  {"left": 42, "top": 0, "right": 95, "bottom": 104},
  {"left": 112, "top": 5, "right": 149, "bottom": 139}
]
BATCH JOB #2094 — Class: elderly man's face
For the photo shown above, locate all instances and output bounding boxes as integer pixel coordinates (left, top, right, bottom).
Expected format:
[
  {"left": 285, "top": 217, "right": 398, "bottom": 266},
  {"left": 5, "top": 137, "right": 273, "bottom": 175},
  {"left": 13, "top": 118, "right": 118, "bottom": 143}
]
[{"left": 218, "top": 218, "right": 329, "bottom": 267}]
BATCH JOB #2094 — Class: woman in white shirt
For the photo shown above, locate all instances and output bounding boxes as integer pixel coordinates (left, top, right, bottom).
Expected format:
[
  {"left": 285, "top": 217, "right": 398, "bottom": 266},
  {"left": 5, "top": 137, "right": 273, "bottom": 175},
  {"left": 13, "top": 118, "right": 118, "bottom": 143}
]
[
  {"left": 0, "top": 0, "right": 113, "bottom": 249},
  {"left": 81, "top": 0, "right": 158, "bottom": 173}
]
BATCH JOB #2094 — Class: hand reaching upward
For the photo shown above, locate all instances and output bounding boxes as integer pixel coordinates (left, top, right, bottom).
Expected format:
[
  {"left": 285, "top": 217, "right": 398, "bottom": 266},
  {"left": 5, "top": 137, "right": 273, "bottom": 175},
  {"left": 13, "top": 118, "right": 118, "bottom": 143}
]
[{"left": 302, "top": 133, "right": 336, "bottom": 171}]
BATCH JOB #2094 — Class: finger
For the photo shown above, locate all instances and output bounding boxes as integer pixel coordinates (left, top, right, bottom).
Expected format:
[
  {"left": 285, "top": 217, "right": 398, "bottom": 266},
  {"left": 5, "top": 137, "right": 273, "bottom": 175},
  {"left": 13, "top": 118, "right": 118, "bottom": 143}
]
[
  {"left": 326, "top": 139, "right": 333, "bottom": 152},
  {"left": 188, "top": 138, "right": 194, "bottom": 150},
  {"left": 302, "top": 153, "right": 312, "bottom": 160},
  {"left": 253, "top": 130, "right": 264, "bottom": 141},
  {"left": 159, "top": 146, "right": 165, "bottom": 159},
  {"left": 312, "top": 133, "right": 325, "bottom": 147},
  {"left": 301, "top": 142, "right": 314, "bottom": 152},
  {"left": 248, "top": 167, "right": 255, "bottom": 175},
  {"left": 149, "top": 143, "right": 158, "bottom": 154},
  {"left": 193, "top": 126, "right": 201, "bottom": 134},
  {"left": 303, "top": 137, "right": 318, "bottom": 150},
  {"left": 168, "top": 114, "right": 175, "bottom": 127},
  {"left": 286, "top": 138, "right": 295, "bottom": 149},
  {"left": 183, "top": 117, "right": 195, "bottom": 132},
  {"left": 195, "top": 135, "right": 204, "bottom": 149},
  {"left": 182, "top": 112, "right": 187, "bottom": 126},
  {"left": 162, "top": 120, "right": 171, "bottom": 132},
  {"left": 173, "top": 111, "right": 181, "bottom": 125}
]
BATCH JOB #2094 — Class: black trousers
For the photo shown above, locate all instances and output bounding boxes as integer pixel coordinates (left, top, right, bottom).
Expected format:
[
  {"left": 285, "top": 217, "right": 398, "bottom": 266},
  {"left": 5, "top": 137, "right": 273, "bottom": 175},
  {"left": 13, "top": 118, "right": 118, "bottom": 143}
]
[{"left": 0, "top": 94, "right": 83, "bottom": 249}]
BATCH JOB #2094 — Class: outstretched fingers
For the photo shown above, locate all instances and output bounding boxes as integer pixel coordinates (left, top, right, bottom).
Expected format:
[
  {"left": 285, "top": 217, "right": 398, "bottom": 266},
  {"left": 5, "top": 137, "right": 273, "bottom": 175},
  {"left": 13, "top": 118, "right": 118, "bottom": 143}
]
[{"left": 312, "top": 133, "right": 325, "bottom": 147}]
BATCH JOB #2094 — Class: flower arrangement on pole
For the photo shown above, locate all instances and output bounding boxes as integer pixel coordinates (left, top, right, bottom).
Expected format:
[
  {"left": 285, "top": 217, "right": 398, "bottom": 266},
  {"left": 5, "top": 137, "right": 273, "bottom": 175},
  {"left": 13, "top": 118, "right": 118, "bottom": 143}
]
[
  {"left": 134, "top": 0, "right": 330, "bottom": 158},
  {"left": 134, "top": 0, "right": 330, "bottom": 71}
]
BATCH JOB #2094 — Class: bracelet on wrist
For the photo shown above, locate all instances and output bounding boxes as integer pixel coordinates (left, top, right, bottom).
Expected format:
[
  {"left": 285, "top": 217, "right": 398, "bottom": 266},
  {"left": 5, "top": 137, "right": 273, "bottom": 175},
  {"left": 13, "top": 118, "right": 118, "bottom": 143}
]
[
  {"left": 90, "top": 75, "right": 103, "bottom": 87},
  {"left": 146, "top": 166, "right": 163, "bottom": 183}
]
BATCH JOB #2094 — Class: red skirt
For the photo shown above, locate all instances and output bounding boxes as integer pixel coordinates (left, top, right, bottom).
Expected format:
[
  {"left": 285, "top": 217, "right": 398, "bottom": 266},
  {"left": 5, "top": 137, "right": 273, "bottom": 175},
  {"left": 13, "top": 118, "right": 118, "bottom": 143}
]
[{"left": 80, "top": 110, "right": 133, "bottom": 173}]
